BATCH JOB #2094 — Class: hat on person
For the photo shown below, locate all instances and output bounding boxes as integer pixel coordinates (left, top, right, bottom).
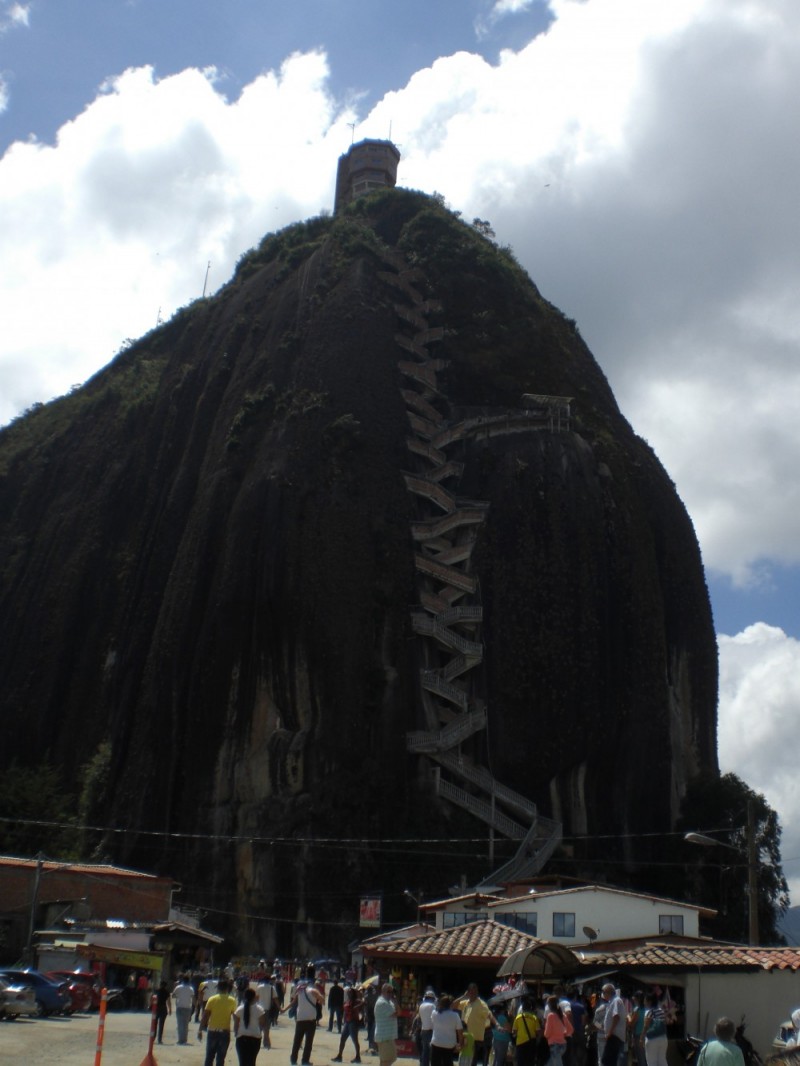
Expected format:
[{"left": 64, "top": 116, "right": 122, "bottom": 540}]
[{"left": 423, "top": 989, "right": 436, "bottom": 1000}]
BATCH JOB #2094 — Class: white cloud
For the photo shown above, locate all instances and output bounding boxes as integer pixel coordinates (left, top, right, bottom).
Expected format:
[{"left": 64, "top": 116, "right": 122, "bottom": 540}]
[
  {"left": 480, "top": 0, "right": 537, "bottom": 31},
  {"left": 0, "top": 53, "right": 353, "bottom": 422},
  {"left": 493, "top": 0, "right": 535, "bottom": 14},
  {"left": 0, "top": 2, "right": 29, "bottom": 32},
  {"left": 718, "top": 625, "right": 800, "bottom": 898}
]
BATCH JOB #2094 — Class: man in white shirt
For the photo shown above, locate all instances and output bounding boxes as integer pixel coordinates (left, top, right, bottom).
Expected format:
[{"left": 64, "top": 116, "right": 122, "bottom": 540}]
[
  {"left": 601, "top": 985, "right": 626, "bottom": 1066},
  {"left": 172, "top": 972, "right": 195, "bottom": 1045},
  {"left": 417, "top": 989, "right": 437, "bottom": 1066},
  {"left": 284, "top": 978, "right": 324, "bottom": 1066},
  {"left": 256, "top": 974, "right": 275, "bottom": 1049}
]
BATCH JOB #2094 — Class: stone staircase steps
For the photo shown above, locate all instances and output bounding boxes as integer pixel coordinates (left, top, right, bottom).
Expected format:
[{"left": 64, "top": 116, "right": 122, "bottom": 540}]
[
  {"left": 379, "top": 247, "right": 565, "bottom": 890},
  {"left": 414, "top": 554, "right": 477, "bottom": 593},
  {"left": 406, "top": 707, "right": 487, "bottom": 753},
  {"left": 435, "top": 777, "right": 527, "bottom": 840},
  {"left": 403, "top": 474, "right": 456, "bottom": 514},
  {"left": 420, "top": 669, "right": 469, "bottom": 710}
]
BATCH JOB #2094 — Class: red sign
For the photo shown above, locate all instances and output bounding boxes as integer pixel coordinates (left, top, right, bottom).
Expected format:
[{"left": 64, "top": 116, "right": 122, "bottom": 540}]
[{"left": 359, "top": 897, "right": 382, "bottom": 928}]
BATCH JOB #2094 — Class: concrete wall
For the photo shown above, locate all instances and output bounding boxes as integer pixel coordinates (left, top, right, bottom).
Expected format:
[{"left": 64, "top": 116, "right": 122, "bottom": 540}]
[{"left": 685, "top": 970, "right": 797, "bottom": 1058}]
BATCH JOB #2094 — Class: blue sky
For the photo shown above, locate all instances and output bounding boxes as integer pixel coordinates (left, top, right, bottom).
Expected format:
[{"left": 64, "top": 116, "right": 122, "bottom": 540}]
[
  {"left": 1, "top": 0, "right": 799, "bottom": 899},
  {"left": 0, "top": 1, "right": 551, "bottom": 152}
]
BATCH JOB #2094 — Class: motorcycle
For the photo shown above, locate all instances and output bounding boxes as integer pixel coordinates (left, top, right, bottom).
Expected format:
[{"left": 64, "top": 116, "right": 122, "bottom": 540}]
[
  {"left": 677, "top": 1033, "right": 705, "bottom": 1065},
  {"left": 679, "top": 1018, "right": 762, "bottom": 1066},
  {"left": 736, "top": 1017, "right": 764, "bottom": 1066}
]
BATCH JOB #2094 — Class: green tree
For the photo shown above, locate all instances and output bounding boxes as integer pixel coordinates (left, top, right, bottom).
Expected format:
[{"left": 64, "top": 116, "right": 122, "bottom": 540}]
[
  {"left": 0, "top": 760, "right": 79, "bottom": 858},
  {"left": 472, "top": 217, "right": 496, "bottom": 240},
  {"left": 673, "top": 771, "right": 788, "bottom": 944}
]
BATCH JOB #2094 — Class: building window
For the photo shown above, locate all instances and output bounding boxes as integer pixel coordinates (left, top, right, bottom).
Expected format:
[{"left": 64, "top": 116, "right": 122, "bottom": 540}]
[
  {"left": 659, "top": 914, "right": 684, "bottom": 935},
  {"left": 443, "top": 912, "right": 479, "bottom": 928},
  {"left": 495, "top": 912, "right": 538, "bottom": 935},
  {"left": 552, "top": 912, "right": 576, "bottom": 937}
]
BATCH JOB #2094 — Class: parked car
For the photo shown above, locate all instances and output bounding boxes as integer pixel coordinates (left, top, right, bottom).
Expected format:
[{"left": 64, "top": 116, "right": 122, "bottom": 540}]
[
  {"left": 0, "top": 969, "right": 70, "bottom": 1016},
  {"left": 43, "top": 970, "right": 125, "bottom": 1012},
  {"left": 45, "top": 970, "right": 93, "bottom": 1013},
  {"left": 0, "top": 976, "right": 38, "bottom": 1020},
  {"left": 48, "top": 970, "right": 103, "bottom": 1011}
]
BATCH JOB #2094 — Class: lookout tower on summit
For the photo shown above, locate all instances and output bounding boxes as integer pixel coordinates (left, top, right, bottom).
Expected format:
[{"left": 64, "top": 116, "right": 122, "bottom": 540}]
[{"left": 334, "top": 138, "right": 401, "bottom": 214}]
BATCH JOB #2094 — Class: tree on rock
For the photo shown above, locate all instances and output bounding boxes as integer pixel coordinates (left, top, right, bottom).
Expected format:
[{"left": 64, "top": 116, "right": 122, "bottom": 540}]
[{"left": 674, "top": 771, "right": 788, "bottom": 944}]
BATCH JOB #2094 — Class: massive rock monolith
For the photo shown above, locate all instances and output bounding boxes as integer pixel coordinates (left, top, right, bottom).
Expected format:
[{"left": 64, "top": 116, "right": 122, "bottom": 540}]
[{"left": 0, "top": 190, "right": 718, "bottom": 953}]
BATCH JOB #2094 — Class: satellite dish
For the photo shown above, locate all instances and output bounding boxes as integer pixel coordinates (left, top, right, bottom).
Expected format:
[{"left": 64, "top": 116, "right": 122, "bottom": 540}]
[{"left": 583, "top": 926, "right": 598, "bottom": 942}]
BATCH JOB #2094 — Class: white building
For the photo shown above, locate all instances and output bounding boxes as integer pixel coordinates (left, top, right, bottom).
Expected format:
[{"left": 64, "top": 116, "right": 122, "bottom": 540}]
[{"left": 421, "top": 884, "right": 713, "bottom": 944}]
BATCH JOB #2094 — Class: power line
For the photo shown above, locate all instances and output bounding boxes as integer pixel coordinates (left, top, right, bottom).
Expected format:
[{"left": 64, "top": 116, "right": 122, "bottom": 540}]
[{"left": 0, "top": 814, "right": 711, "bottom": 847}]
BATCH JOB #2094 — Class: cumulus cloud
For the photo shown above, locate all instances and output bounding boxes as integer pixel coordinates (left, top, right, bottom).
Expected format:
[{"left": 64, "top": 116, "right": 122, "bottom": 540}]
[
  {"left": 0, "top": 2, "right": 29, "bottom": 33},
  {"left": 477, "top": 0, "right": 538, "bottom": 37},
  {"left": 0, "top": 53, "right": 353, "bottom": 421},
  {"left": 718, "top": 625, "right": 800, "bottom": 896}
]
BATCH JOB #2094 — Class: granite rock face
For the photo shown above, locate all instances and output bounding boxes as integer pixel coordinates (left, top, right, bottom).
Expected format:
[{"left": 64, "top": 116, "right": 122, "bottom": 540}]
[{"left": 0, "top": 191, "right": 718, "bottom": 952}]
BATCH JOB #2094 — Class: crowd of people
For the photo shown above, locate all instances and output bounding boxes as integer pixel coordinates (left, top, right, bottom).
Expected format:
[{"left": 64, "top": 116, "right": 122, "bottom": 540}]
[
  {"left": 405, "top": 981, "right": 741, "bottom": 1066},
  {"left": 115, "top": 959, "right": 793, "bottom": 1066},
  {"left": 142, "top": 961, "right": 289, "bottom": 1066}
]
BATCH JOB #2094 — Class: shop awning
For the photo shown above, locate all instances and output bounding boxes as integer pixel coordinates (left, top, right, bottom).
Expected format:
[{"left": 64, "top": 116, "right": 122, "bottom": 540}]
[
  {"left": 497, "top": 942, "right": 578, "bottom": 978},
  {"left": 76, "top": 943, "right": 164, "bottom": 970}
]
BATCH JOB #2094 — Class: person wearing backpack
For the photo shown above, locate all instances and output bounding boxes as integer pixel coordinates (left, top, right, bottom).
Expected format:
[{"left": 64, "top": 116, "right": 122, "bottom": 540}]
[
  {"left": 282, "top": 978, "right": 324, "bottom": 1065},
  {"left": 640, "top": 993, "right": 668, "bottom": 1066},
  {"left": 512, "top": 996, "right": 542, "bottom": 1066}
]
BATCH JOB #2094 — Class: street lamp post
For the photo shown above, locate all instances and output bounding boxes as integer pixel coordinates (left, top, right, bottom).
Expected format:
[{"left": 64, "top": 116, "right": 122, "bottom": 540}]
[
  {"left": 403, "top": 889, "right": 422, "bottom": 924},
  {"left": 685, "top": 800, "right": 759, "bottom": 945}
]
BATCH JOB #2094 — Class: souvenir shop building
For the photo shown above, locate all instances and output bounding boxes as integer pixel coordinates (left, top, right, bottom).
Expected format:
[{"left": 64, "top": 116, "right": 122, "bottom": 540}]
[{"left": 362, "top": 923, "right": 800, "bottom": 1062}]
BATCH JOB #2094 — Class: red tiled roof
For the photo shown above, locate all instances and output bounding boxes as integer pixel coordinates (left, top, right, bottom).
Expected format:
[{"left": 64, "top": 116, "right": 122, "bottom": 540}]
[
  {"left": 579, "top": 943, "right": 800, "bottom": 971},
  {"left": 364, "top": 919, "right": 538, "bottom": 964}
]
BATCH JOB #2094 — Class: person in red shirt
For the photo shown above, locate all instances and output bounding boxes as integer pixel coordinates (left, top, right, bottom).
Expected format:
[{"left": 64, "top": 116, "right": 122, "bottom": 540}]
[{"left": 333, "top": 987, "right": 363, "bottom": 1063}]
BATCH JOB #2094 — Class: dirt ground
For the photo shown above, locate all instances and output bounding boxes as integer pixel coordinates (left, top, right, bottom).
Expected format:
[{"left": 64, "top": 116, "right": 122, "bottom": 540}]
[{"left": 0, "top": 1008, "right": 356, "bottom": 1065}]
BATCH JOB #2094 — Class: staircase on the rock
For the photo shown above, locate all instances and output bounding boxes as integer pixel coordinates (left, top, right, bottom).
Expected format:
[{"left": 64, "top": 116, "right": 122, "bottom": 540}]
[{"left": 377, "top": 248, "right": 567, "bottom": 887}]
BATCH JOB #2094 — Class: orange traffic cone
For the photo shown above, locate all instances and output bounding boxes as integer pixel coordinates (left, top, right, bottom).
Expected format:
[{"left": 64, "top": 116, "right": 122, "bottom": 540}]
[{"left": 138, "top": 992, "right": 159, "bottom": 1066}]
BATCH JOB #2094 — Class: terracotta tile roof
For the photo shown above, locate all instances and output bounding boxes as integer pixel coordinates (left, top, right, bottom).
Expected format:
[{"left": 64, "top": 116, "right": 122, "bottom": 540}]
[
  {"left": 578, "top": 942, "right": 800, "bottom": 971},
  {"left": 363, "top": 919, "right": 538, "bottom": 964}
]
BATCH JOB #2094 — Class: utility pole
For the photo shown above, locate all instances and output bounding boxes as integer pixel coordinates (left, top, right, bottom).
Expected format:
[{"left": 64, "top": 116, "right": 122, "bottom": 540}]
[
  {"left": 686, "top": 806, "right": 761, "bottom": 946},
  {"left": 747, "top": 800, "right": 759, "bottom": 946},
  {"left": 25, "top": 852, "right": 44, "bottom": 963}
]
